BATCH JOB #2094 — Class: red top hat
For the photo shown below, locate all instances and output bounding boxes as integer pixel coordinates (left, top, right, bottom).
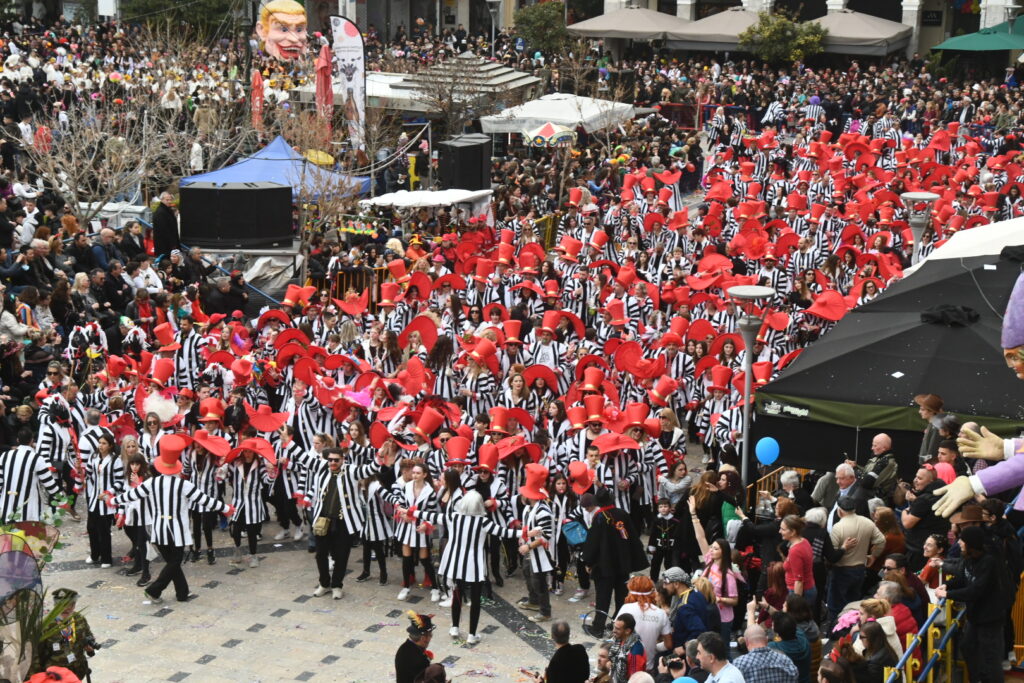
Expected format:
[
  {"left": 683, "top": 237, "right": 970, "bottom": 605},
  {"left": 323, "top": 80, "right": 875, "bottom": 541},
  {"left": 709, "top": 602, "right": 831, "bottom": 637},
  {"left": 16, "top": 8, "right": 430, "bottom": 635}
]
[
  {"left": 495, "top": 242, "right": 516, "bottom": 266},
  {"left": 152, "top": 321, "right": 180, "bottom": 352},
  {"left": 198, "top": 397, "right": 226, "bottom": 423},
  {"left": 623, "top": 402, "right": 651, "bottom": 430},
  {"left": 245, "top": 403, "right": 290, "bottom": 432},
  {"left": 443, "top": 435, "right": 473, "bottom": 466},
  {"left": 231, "top": 358, "right": 253, "bottom": 386},
  {"left": 605, "top": 299, "right": 629, "bottom": 326},
  {"left": 387, "top": 258, "right": 410, "bottom": 283},
  {"left": 145, "top": 357, "right": 175, "bottom": 389},
  {"left": 191, "top": 428, "right": 231, "bottom": 457},
  {"left": 475, "top": 443, "right": 499, "bottom": 472},
  {"left": 502, "top": 320, "right": 523, "bottom": 345},
  {"left": 709, "top": 365, "right": 733, "bottom": 393},
  {"left": 472, "top": 258, "right": 495, "bottom": 284},
  {"left": 649, "top": 375, "right": 678, "bottom": 407},
  {"left": 567, "top": 187, "right": 583, "bottom": 207},
  {"left": 555, "top": 236, "right": 583, "bottom": 262},
  {"left": 542, "top": 281, "right": 561, "bottom": 300},
  {"left": 589, "top": 230, "right": 609, "bottom": 251},
  {"left": 380, "top": 282, "right": 403, "bottom": 308},
  {"left": 576, "top": 365, "right": 603, "bottom": 393},
  {"left": 518, "top": 463, "right": 550, "bottom": 500},
  {"left": 106, "top": 355, "right": 127, "bottom": 379},
  {"left": 752, "top": 361, "right": 774, "bottom": 386},
  {"left": 497, "top": 435, "right": 542, "bottom": 462},
  {"left": 469, "top": 338, "right": 497, "bottom": 363},
  {"left": 540, "top": 310, "right": 561, "bottom": 336},
  {"left": 282, "top": 284, "right": 317, "bottom": 308},
  {"left": 584, "top": 394, "right": 606, "bottom": 424},
  {"left": 567, "top": 460, "right": 595, "bottom": 495},
  {"left": 488, "top": 406, "right": 510, "bottom": 434},
  {"left": 413, "top": 406, "right": 444, "bottom": 441},
  {"left": 657, "top": 187, "right": 673, "bottom": 206},
  {"left": 153, "top": 433, "right": 190, "bottom": 475},
  {"left": 522, "top": 364, "right": 557, "bottom": 392},
  {"left": 640, "top": 177, "right": 656, "bottom": 194},
  {"left": 566, "top": 405, "right": 587, "bottom": 431}
]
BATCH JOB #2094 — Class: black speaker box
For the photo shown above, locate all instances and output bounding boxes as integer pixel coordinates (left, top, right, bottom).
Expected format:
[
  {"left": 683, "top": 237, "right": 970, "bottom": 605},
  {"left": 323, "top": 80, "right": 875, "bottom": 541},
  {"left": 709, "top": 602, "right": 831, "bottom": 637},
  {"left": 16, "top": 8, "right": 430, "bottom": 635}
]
[
  {"left": 437, "top": 134, "right": 491, "bottom": 191},
  {"left": 179, "top": 181, "right": 292, "bottom": 249}
]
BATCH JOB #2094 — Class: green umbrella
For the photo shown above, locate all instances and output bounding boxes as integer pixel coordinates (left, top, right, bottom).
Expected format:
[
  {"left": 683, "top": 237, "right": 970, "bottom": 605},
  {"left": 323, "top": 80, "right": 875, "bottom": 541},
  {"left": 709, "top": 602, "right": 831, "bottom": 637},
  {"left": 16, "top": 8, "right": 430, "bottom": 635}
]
[{"left": 933, "top": 27, "right": 1024, "bottom": 51}]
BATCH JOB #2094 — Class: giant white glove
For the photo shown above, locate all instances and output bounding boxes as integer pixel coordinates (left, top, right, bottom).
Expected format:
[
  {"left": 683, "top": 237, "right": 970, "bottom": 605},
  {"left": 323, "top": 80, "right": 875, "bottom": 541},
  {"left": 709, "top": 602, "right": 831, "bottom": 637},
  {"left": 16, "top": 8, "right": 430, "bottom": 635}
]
[{"left": 932, "top": 476, "right": 976, "bottom": 518}]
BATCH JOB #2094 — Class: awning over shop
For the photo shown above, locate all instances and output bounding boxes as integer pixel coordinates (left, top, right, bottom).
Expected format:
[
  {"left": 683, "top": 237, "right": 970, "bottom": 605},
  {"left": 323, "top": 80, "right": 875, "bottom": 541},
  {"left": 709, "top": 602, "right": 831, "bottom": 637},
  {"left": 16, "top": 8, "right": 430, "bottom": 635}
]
[
  {"left": 664, "top": 8, "right": 760, "bottom": 52},
  {"left": 479, "top": 93, "right": 635, "bottom": 134},
  {"left": 567, "top": 6, "right": 691, "bottom": 40},
  {"left": 933, "top": 26, "right": 1024, "bottom": 51},
  {"left": 806, "top": 10, "right": 912, "bottom": 56}
]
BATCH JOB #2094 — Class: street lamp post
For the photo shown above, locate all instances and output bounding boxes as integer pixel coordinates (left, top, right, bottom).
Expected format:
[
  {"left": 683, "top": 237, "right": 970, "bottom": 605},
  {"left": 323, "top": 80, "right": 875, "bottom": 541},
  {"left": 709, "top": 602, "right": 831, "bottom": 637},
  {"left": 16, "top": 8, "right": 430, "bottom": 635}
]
[
  {"left": 900, "top": 191, "right": 941, "bottom": 265},
  {"left": 726, "top": 285, "right": 776, "bottom": 486},
  {"left": 486, "top": 0, "right": 502, "bottom": 58}
]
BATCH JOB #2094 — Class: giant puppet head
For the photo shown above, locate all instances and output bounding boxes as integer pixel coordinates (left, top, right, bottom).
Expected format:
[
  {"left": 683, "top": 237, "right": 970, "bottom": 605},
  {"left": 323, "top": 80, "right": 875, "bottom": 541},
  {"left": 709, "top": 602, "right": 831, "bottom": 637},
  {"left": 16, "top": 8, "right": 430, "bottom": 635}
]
[
  {"left": 1002, "top": 272, "right": 1024, "bottom": 380},
  {"left": 256, "top": 0, "right": 308, "bottom": 61}
]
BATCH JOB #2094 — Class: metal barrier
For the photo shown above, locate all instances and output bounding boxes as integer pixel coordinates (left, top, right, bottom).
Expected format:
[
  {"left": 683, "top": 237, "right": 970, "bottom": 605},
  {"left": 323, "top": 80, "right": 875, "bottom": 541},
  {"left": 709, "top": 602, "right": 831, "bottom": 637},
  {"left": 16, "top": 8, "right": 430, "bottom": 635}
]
[
  {"left": 659, "top": 103, "right": 700, "bottom": 132},
  {"left": 311, "top": 265, "right": 390, "bottom": 316},
  {"left": 134, "top": 218, "right": 282, "bottom": 305},
  {"left": 700, "top": 102, "right": 756, "bottom": 135},
  {"left": 744, "top": 466, "right": 810, "bottom": 510},
  {"left": 537, "top": 215, "right": 556, "bottom": 251},
  {"left": 883, "top": 599, "right": 966, "bottom": 683}
]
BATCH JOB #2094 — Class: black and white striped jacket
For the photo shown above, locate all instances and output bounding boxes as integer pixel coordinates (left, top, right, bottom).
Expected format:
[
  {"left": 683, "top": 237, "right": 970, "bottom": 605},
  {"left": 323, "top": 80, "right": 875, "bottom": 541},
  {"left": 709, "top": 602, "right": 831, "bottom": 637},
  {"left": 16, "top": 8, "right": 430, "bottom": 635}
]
[
  {"left": 307, "top": 461, "right": 386, "bottom": 534},
  {"left": 85, "top": 452, "right": 124, "bottom": 514},
  {"left": 0, "top": 445, "right": 61, "bottom": 522},
  {"left": 416, "top": 507, "right": 520, "bottom": 582},
  {"left": 225, "top": 458, "right": 273, "bottom": 525},
  {"left": 174, "top": 329, "right": 208, "bottom": 390},
  {"left": 111, "top": 475, "right": 229, "bottom": 546}
]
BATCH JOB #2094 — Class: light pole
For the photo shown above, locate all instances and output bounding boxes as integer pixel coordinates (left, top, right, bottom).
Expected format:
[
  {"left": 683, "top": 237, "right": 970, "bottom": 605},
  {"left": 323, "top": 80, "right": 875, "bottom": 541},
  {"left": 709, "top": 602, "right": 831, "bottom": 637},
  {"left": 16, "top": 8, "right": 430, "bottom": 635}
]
[
  {"left": 727, "top": 284, "right": 776, "bottom": 486},
  {"left": 900, "top": 191, "right": 940, "bottom": 265},
  {"left": 486, "top": 0, "right": 502, "bottom": 58}
]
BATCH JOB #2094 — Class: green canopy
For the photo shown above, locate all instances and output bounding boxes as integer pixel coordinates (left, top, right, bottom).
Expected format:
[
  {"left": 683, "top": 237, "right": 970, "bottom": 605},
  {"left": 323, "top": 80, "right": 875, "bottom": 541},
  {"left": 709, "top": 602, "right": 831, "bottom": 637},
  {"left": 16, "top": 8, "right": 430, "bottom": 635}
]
[{"left": 933, "top": 26, "right": 1024, "bottom": 51}]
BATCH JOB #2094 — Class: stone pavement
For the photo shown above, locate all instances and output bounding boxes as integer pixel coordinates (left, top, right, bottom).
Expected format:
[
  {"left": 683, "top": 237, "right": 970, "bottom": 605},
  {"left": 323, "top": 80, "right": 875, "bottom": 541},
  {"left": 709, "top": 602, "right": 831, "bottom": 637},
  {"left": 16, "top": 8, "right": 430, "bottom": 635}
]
[
  {"left": 45, "top": 449, "right": 708, "bottom": 682},
  {"left": 45, "top": 525, "right": 595, "bottom": 682}
]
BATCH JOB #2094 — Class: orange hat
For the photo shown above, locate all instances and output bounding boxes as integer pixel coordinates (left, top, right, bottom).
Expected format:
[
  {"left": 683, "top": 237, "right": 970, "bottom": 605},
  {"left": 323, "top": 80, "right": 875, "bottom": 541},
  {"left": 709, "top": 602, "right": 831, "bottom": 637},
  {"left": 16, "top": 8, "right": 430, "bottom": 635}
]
[
  {"left": 584, "top": 394, "right": 606, "bottom": 424},
  {"left": 567, "top": 460, "right": 595, "bottom": 495},
  {"left": 605, "top": 299, "right": 629, "bottom": 326},
  {"left": 379, "top": 282, "right": 403, "bottom": 308},
  {"left": 649, "top": 375, "right": 678, "bottom": 407},
  {"left": 413, "top": 407, "right": 444, "bottom": 441},
  {"left": 709, "top": 365, "right": 733, "bottom": 393},
  {"left": 475, "top": 443, "right": 500, "bottom": 472},
  {"left": 197, "top": 397, "right": 226, "bottom": 423},
  {"left": 153, "top": 433, "right": 190, "bottom": 475},
  {"left": 488, "top": 406, "right": 510, "bottom": 435},
  {"left": 518, "top": 463, "right": 550, "bottom": 500},
  {"left": 245, "top": 403, "right": 290, "bottom": 432},
  {"left": 153, "top": 322, "right": 180, "bottom": 352},
  {"left": 443, "top": 435, "right": 473, "bottom": 466},
  {"left": 145, "top": 357, "right": 175, "bottom": 389}
]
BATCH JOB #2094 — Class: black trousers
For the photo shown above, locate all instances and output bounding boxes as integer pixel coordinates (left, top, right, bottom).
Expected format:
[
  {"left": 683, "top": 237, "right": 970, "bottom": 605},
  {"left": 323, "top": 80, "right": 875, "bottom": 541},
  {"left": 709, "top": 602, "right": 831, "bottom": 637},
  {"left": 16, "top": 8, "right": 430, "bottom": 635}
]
[
  {"left": 149, "top": 544, "right": 188, "bottom": 600},
  {"left": 86, "top": 511, "right": 113, "bottom": 564},
  {"left": 361, "top": 540, "right": 387, "bottom": 575},
  {"left": 961, "top": 619, "right": 1004, "bottom": 682},
  {"left": 124, "top": 524, "right": 147, "bottom": 570},
  {"left": 231, "top": 522, "right": 261, "bottom": 555},
  {"left": 315, "top": 518, "right": 353, "bottom": 588},
  {"left": 592, "top": 578, "right": 628, "bottom": 633},
  {"left": 452, "top": 580, "right": 483, "bottom": 634},
  {"left": 191, "top": 510, "right": 216, "bottom": 550},
  {"left": 270, "top": 481, "right": 302, "bottom": 528}
]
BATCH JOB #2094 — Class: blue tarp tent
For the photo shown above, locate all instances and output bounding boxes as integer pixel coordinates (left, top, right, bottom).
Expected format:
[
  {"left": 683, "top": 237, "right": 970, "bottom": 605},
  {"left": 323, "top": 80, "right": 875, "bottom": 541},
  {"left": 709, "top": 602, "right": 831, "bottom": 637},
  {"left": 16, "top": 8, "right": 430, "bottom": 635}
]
[{"left": 180, "top": 136, "right": 371, "bottom": 196}]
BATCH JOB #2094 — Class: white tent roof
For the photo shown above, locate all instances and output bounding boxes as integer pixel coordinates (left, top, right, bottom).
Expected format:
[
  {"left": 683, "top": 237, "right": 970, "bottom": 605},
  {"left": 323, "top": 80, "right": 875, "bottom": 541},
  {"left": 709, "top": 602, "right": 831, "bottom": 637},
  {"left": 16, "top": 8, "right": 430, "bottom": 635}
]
[
  {"left": 479, "top": 93, "right": 635, "bottom": 134},
  {"left": 807, "top": 10, "right": 912, "bottom": 56},
  {"left": 914, "top": 218, "right": 1024, "bottom": 264},
  {"left": 665, "top": 8, "right": 760, "bottom": 51},
  {"left": 567, "top": 7, "right": 691, "bottom": 40},
  {"left": 359, "top": 189, "right": 492, "bottom": 209}
]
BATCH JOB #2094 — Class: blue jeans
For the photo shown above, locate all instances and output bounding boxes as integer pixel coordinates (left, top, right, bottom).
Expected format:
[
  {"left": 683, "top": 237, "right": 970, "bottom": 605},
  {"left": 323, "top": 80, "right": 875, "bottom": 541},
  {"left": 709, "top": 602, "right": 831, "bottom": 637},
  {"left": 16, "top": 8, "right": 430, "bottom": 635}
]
[
  {"left": 802, "top": 586, "right": 817, "bottom": 610},
  {"left": 827, "top": 566, "right": 864, "bottom": 620}
]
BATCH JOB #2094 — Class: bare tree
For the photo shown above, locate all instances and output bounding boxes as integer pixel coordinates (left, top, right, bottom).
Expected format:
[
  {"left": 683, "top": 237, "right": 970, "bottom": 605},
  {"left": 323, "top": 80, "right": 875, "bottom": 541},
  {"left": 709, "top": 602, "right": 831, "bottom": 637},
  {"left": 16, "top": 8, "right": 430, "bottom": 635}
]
[{"left": 413, "top": 53, "right": 512, "bottom": 139}]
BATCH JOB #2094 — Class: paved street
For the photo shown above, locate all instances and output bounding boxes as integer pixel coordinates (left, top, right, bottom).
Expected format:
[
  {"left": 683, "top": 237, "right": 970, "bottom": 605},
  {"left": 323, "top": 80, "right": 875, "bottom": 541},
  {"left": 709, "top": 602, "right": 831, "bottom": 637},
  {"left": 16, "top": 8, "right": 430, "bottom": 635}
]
[{"left": 47, "top": 523, "right": 589, "bottom": 682}]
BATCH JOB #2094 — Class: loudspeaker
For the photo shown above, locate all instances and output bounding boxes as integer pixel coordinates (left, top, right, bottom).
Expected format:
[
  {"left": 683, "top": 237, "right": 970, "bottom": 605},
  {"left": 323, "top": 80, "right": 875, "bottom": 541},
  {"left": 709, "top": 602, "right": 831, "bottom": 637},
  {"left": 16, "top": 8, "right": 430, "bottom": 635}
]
[
  {"left": 179, "top": 182, "right": 292, "bottom": 249},
  {"left": 437, "top": 134, "right": 491, "bottom": 191}
]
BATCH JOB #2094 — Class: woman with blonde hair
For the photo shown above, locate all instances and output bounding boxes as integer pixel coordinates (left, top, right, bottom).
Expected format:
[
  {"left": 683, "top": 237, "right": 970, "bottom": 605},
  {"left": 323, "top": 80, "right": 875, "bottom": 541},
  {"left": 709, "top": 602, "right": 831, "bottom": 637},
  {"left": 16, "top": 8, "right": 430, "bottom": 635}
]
[
  {"left": 616, "top": 574, "right": 671, "bottom": 668},
  {"left": 852, "top": 598, "right": 903, "bottom": 657}
]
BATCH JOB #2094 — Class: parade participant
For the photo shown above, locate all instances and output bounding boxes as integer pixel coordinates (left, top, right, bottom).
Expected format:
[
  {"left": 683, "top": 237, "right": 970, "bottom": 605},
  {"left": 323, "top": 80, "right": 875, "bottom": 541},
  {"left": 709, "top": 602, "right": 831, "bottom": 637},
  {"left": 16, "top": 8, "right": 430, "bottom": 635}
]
[
  {"left": 395, "top": 611, "right": 435, "bottom": 683},
  {"left": 106, "top": 435, "right": 234, "bottom": 603},
  {"left": 38, "top": 589, "right": 98, "bottom": 682},
  {"left": 0, "top": 427, "right": 60, "bottom": 523},
  {"left": 515, "top": 463, "right": 555, "bottom": 623}
]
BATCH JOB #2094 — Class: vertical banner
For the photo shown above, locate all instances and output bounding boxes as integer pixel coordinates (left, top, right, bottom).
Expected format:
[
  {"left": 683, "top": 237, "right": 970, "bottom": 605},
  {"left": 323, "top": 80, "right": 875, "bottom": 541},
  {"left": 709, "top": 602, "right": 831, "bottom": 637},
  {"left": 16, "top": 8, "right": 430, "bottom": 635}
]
[
  {"left": 251, "top": 69, "right": 265, "bottom": 131},
  {"left": 330, "top": 15, "right": 366, "bottom": 149}
]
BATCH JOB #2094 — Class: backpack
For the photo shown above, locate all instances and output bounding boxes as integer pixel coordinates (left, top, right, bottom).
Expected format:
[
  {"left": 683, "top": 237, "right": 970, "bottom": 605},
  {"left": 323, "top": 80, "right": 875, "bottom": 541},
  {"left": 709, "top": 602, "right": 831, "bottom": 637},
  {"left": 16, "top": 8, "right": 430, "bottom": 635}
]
[{"left": 563, "top": 520, "right": 588, "bottom": 546}]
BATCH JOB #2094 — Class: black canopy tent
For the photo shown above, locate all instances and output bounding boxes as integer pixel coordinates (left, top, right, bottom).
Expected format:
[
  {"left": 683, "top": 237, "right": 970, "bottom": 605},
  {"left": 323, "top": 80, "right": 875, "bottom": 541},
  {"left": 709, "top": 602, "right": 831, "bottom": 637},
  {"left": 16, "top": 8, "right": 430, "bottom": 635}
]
[{"left": 752, "top": 247, "right": 1024, "bottom": 473}]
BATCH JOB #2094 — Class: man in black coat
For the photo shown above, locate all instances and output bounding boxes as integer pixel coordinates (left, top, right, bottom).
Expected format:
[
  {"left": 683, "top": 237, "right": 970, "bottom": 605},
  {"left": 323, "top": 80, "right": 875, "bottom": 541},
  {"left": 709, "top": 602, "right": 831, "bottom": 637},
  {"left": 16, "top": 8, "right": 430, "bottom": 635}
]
[
  {"left": 531, "top": 620, "right": 590, "bottom": 683},
  {"left": 582, "top": 486, "right": 649, "bottom": 637},
  {"left": 395, "top": 612, "right": 434, "bottom": 683},
  {"left": 152, "top": 192, "right": 180, "bottom": 261}
]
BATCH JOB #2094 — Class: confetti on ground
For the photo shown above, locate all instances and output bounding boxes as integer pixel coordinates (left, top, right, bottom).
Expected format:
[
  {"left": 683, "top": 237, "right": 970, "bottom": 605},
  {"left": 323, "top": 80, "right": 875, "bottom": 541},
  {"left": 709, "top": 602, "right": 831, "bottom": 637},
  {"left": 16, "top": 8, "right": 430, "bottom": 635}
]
[{"left": 105, "top": 614, "right": 120, "bottom": 619}]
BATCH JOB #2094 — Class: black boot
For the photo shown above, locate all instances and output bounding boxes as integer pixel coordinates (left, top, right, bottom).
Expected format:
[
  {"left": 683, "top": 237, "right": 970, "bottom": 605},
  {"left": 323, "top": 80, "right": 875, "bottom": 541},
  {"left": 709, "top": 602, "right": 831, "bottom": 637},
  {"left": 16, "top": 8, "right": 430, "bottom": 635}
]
[
  {"left": 206, "top": 549, "right": 216, "bottom": 565},
  {"left": 136, "top": 561, "right": 151, "bottom": 586},
  {"left": 125, "top": 563, "right": 143, "bottom": 577},
  {"left": 189, "top": 548, "right": 200, "bottom": 563},
  {"left": 379, "top": 571, "right": 388, "bottom": 586},
  {"left": 356, "top": 571, "right": 371, "bottom": 582}
]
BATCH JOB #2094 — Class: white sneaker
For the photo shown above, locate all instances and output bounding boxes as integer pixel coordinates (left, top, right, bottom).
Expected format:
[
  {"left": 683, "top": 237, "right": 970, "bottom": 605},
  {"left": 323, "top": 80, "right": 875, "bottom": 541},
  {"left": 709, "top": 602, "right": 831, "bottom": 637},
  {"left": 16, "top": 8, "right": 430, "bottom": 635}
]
[
  {"left": 84, "top": 558, "right": 94, "bottom": 564},
  {"left": 313, "top": 585, "right": 330, "bottom": 597},
  {"left": 100, "top": 563, "right": 112, "bottom": 569},
  {"left": 430, "top": 589, "right": 441, "bottom": 603},
  {"left": 292, "top": 527, "right": 305, "bottom": 541},
  {"left": 332, "top": 588, "right": 343, "bottom": 600},
  {"left": 439, "top": 596, "right": 453, "bottom": 608},
  {"left": 552, "top": 586, "right": 564, "bottom": 596},
  {"left": 568, "top": 589, "right": 589, "bottom": 603},
  {"left": 467, "top": 634, "right": 481, "bottom": 645},
  {"left": 397, "top": 587, "right": 411, "bottom": 601},
  {"left": 273, "top": 530, "right": 288, "bottom": 541},
  {"left": 448, "top": 626, "right": 460, "bottom": 638}
]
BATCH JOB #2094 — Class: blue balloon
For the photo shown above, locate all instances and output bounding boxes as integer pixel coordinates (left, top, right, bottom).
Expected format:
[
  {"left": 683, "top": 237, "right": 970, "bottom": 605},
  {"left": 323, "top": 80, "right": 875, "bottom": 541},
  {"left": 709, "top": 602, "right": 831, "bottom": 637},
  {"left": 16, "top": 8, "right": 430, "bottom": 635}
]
[{"left": 755, "top": 437, "right": 780, "bottom": 466}]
